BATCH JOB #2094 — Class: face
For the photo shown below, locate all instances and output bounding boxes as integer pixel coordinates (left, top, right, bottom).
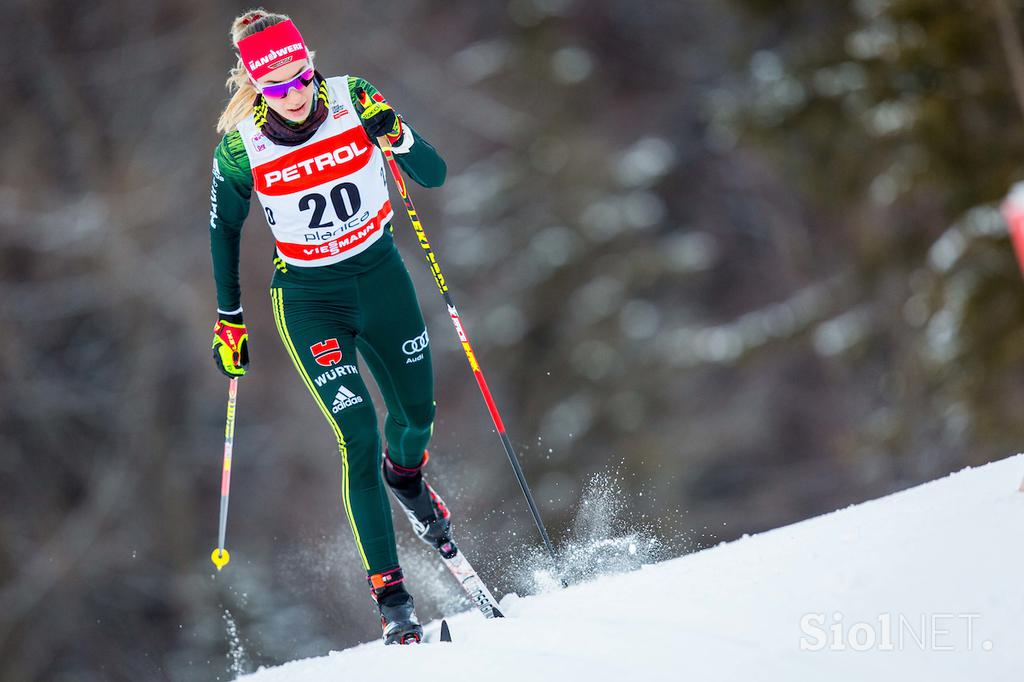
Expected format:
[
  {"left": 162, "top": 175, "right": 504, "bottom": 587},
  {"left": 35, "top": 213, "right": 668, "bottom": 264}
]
[{"left": 256, "top": 59, "right": 314, "bottom": 123}]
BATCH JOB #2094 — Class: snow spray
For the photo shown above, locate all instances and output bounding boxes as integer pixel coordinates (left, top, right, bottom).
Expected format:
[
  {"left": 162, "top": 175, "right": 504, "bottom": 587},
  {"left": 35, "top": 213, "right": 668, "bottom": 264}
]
[{"left": 222, "top": 609, "right": 249, "bottom": 678}]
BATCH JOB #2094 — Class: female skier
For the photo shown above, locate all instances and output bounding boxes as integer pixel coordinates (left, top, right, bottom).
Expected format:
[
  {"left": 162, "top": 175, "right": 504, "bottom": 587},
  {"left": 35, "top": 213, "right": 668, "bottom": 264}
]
[{"left": 207, "top": 9, "right": 451, "bottom": 645}]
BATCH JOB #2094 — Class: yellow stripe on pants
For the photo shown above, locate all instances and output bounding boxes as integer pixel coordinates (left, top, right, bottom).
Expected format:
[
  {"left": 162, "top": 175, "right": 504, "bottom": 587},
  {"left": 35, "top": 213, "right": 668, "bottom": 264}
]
[{"left": 270, "top": 287, "right": 369, "bottom": 571}]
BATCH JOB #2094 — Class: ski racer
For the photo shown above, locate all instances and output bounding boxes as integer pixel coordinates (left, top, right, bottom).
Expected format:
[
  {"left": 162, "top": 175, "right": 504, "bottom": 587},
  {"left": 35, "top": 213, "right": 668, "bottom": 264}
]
[{"left": 207, "top": 8, "right": 453, "bottom": 645}]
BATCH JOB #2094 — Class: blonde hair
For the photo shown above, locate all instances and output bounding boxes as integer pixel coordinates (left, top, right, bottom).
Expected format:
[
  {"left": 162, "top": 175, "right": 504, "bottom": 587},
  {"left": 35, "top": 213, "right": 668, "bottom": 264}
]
[{"left": 215, "top": 9, "right": 316, "bottom": 134}]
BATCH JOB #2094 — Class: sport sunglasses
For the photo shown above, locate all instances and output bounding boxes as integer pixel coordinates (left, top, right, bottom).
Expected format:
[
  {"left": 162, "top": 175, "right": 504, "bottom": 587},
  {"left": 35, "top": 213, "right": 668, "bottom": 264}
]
[{"left": 256, "top": 65, "right": 315, "bottom": 99}]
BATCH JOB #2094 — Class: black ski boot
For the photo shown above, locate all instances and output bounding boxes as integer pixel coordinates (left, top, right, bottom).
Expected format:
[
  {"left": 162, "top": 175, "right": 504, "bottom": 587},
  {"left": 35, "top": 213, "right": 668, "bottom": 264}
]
[
  {"left": 383, "top": 449, "right": 452, "bottom": 549},
  {"left": 369, "top": 568, "right": 422, "bottom": 645}
]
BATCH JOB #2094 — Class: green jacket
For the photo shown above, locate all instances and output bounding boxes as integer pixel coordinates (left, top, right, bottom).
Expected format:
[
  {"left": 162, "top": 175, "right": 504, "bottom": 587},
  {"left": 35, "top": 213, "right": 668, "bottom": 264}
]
[{"left": 209, "top": 75, "right": 446, "bottom": 313}]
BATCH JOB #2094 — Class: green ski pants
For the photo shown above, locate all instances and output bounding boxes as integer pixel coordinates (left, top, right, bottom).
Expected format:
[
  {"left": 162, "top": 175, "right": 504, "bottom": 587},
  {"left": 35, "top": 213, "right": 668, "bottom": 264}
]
[{"left": 269, "top": 246, "right": 434, "bottom": 575}]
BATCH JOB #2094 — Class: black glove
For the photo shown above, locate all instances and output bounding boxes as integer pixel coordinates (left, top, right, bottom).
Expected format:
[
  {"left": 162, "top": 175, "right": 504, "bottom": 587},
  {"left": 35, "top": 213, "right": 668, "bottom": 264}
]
[{"left": 357, "top": 89, "right": 404, "bottom": 144}]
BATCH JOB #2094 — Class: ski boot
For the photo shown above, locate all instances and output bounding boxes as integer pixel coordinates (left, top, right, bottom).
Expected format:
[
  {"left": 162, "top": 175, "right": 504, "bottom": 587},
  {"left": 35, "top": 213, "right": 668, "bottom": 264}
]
[
  {"left": 383, "top": 449, "right": 452, "bottom": 550},
  {"left": 369, "top": 568, "right": 422, "bottom": 645}
]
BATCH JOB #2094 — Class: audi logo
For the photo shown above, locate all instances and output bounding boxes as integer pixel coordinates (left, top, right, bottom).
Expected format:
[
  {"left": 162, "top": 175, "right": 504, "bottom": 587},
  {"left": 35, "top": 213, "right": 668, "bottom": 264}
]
[{"left": 402, "top": 329, "right": 429, "bottom": 355}]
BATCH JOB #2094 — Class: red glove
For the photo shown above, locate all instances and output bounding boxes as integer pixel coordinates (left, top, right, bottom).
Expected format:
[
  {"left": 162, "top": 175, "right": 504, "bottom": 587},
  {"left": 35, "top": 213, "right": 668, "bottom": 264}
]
[{"left": 212, "top": 312, "right": 249, "bottom": 377}]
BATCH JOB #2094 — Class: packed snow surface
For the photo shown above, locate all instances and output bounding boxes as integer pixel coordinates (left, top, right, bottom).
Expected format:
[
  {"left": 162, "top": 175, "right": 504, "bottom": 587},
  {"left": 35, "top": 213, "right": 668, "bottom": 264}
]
[{"left": 238, "top": 455, "right": 1024, "bottom": 681}]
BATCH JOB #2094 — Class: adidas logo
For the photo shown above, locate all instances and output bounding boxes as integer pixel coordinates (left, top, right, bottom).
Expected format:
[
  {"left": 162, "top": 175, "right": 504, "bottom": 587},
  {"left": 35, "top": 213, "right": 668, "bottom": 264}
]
[{"left": 332, "top": 385, "right": 364, "bottom": 413}]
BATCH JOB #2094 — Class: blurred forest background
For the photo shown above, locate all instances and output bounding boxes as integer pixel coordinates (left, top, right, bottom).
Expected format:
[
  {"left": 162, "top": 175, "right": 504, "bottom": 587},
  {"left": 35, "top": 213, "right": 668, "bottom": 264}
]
[{"left": 3, "top": 0, "right": 1024, "bottom": 679}]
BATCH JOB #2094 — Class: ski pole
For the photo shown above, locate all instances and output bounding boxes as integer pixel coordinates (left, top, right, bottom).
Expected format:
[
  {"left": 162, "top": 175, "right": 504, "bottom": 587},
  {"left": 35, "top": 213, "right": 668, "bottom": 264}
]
[
  {"left": 211, "top": 377, "right": 238, "bottom": 570},
  {"left": 375, "top": 131, "right": 560, "bottom": 565}
]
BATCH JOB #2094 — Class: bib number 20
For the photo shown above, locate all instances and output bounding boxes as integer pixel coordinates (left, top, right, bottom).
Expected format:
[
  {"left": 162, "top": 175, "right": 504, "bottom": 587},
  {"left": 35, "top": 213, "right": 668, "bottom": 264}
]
[{"left": 299, "top": 183, "right": 362, "bottom": 229}]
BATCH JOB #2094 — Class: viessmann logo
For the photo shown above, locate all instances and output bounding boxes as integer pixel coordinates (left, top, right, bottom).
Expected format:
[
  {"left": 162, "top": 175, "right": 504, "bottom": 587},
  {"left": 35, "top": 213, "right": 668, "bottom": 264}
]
[{"left": 254, "top": 128, "right": 372, "bottom": 196}]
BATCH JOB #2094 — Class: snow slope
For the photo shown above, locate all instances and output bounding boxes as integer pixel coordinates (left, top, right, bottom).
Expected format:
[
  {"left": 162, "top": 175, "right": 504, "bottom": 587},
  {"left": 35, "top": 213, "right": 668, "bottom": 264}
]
[{"left": 238, "top": 455, "right": 1024, "bottom": 682}]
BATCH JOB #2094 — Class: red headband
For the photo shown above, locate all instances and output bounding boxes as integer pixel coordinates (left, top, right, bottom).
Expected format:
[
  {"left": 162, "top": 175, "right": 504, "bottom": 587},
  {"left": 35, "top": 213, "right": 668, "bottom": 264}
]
[{"left": 237, "top": 19, "right": 310, "bottom": 81}]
